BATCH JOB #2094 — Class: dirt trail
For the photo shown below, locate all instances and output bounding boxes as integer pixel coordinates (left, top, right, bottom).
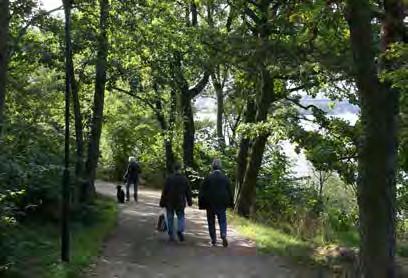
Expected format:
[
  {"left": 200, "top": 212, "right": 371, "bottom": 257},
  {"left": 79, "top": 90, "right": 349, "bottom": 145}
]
[{"left": 87, "top": 181, "right": 319, "bottom": 278}]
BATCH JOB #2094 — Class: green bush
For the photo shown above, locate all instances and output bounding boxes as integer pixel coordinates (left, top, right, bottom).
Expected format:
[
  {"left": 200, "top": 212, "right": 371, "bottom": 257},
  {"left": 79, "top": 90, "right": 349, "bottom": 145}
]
[{"left": 0, "top": 123, "right": 65, "bottom": 270}]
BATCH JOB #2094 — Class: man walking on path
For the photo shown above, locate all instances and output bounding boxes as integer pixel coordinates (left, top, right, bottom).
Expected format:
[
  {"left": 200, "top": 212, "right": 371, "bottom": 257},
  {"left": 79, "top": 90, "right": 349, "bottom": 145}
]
[
  {"left": 199, "top": 159, "right": 233, "bottom": 247},
  {"left": 123, "top": 156, "right": 141, "bottom": 202},
  {"left": 160, "top": 162, "right": 192, "bottom": 242}
]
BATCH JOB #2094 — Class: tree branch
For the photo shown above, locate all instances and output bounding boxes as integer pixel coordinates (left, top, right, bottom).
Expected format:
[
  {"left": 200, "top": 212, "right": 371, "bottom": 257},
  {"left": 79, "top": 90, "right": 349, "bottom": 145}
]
[
  {"left": 110, "top": 86, "right": 157, "bottom": 112},
  {"left": 189, "top": 71, "right": 211, "bottom": 98},
  {"left": 12, "top": 5, "right": 64, "bottom": 53},
  {"left": 284, "top": 96, "right": 325, "bottom": 114},
  {"left": 243, "top": 7, "right": 261, "bottom": 24}
]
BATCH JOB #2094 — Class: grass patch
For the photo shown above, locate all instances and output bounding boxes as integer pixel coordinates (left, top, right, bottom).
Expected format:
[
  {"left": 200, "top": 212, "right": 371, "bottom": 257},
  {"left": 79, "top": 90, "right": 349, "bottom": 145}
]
[
  {"left": 229, "top": 211, "right": 408, "bottom": 276},
  {"left": 228, "top": 212, "right": 315, "bottom": 263},
  {"left": 4, "top": 195, "right": 117, "bottom": 278}
]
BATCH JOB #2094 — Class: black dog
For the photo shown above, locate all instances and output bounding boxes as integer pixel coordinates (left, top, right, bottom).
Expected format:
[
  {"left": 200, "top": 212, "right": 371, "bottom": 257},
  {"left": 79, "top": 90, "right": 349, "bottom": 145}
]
[{"left": 116, "top": 185, "right": 125, "bottom": 203}]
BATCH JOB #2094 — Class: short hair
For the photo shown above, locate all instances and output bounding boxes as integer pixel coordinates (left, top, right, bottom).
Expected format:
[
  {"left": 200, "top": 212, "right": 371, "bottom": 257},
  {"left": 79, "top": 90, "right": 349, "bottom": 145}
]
[
  {"left": 129, "top": 156, "right": 136, "bottom": 162},
  {"left": 212, "top": 159, "right": 222, "bottom": 170},
  {"left": 173, "top": 161, "right": 182, "bottom": 172}
]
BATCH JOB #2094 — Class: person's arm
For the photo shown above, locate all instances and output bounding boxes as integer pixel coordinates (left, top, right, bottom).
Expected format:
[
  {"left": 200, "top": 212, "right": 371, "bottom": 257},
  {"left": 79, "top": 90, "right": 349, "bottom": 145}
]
[
  {"left": 198, "top": 177, "right": 208, "bottom": 209},
  {"left": 159, "top": 178, "right": 170, "bottom": 208},
  {"left": 123, "top": 164, "right": 129, "bottom": 182}
]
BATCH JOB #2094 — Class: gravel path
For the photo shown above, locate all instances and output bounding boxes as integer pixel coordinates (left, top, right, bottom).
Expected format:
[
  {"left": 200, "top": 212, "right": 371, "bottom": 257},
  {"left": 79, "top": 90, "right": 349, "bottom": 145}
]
[{"left": 87, "top": 181, "right": 319, "bottom": 278}]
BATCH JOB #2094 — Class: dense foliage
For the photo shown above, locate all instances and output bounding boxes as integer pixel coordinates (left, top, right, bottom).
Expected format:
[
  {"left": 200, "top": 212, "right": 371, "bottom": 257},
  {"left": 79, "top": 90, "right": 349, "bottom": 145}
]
[{"left": 0, "top": 0, "right": 406, "bottom": 276}]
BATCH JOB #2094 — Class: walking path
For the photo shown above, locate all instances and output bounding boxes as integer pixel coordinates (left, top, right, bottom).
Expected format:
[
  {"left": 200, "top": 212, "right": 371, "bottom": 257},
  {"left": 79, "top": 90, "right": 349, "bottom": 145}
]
[{"left": 87, "top": 181, "right": 319, "bottom": 278}]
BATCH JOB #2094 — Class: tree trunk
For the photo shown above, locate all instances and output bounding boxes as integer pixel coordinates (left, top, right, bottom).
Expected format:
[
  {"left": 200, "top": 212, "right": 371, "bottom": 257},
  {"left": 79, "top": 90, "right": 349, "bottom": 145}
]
[
  {"left": 164, "top": 139, "right": 175, "bottom": 174},
  {"left": 346, "top": 0, "right": 403, "bottom": 276},
  {"left": 167, "top": 89, "right": 177, "bottom": 173},
  {"left": 83, "top": 0, "right": 109, "bottom": 202},
  {"left": 0, "top": 0, "right": 9, "bottom": 136},
  {"left": 235, "top": 67, "right": 274, "bottom": 217},
  {"left": 235, "top": 134, "right": 269, "bottom": 217},
  {"left": 191, "top": 1, "right": 198, "bottom": 26},
  {"left": 181, "top": 92, "right": 195, "bottom": 170},
  {"left": 156, "top": 113, "right": 174, "bottom": 174},
  {"left": 234, "top": 99, "right": 256, "bottom": 203},
  {"left": 61, "top": 0, "right": 72, "bottom": 262},
  {"left": 212, "top": 76, "right": 225, "bottom": 150},
  {"left": 154, "top": 97, "right": 175, "bottom": 175},
  {"left": 172, "top": 52, "right": 209, "bottom": 172},
  {"left": 69, "top": 47, "right": 84, "bottom": 204}
]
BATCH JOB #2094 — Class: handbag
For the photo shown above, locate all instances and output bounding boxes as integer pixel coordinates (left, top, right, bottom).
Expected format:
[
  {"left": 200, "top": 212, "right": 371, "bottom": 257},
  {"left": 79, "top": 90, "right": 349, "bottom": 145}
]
[{"left": 157, "top": 209, "right": 167, "bottom": 232}]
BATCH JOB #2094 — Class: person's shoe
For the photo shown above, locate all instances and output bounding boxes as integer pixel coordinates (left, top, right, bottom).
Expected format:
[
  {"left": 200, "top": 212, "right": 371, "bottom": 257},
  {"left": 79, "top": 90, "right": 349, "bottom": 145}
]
[
  {"left": 211, "top": 240, "right": 216, "bottom": 246},
  {"left": 177, "top": 231, "right": 185, "bottom": 242},
  {"left": 222, "top": 238, "right": 228, "bottom": 247}
]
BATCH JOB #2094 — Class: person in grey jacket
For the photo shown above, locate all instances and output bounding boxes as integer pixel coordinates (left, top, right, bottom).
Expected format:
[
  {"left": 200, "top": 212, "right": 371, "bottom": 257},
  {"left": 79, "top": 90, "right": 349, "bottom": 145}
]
[
  {"left": 123, "top": 156, "right": 141, "bottom": 202},
  {"left": 199, "top": 159, "right": 233, "bottom": 247}
]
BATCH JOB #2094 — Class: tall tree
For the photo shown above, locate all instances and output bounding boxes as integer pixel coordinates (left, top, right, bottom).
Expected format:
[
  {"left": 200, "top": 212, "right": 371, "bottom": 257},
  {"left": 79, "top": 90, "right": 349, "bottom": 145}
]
[
  {"left": 61, "top": 0, "right": 72, "bottom": 262},
  {"left": 70, "top": 55, "right": 84, "bottom": 194},
  {"left": 345, "top": 0, "right": 405, "bottom": 276},
  {"left": 233, "top": 1, "right": 277, "bottom": 217},
  {"left": 211, "top": 66, "right": 227, "bottom": 150},
  {"left": 234, "top": 97, "right": 256, "bottom": 202},
  {"left": 0, "top": 0, "right": 9, "bottom": 136},
  {"left": 172, "top": 51, "right": 210, "bottom": 170},
  {"left": 235, "top": 67, "right": 275, "bottom": 217},
  {"left": 83, "top": 0, "right": 110, "bottom": 202}
]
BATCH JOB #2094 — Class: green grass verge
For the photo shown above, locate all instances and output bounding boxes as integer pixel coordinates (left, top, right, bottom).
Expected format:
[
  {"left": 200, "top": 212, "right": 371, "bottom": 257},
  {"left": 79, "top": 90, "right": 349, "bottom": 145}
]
[
  {"left": 229, "top": 211, "right": 408, "bottom": 269},
  {"left": 228, "top": 212, "right": 316, "bottom": 263},
  {"left": 4, "top": 196, "right": 117, "bottom": 278}
]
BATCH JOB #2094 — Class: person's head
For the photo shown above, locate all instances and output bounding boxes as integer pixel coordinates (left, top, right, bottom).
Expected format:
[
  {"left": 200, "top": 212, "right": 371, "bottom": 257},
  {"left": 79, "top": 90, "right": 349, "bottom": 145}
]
[
  {"left": 212, "top": 159, "right": 222, "bottom": 171},
  {"left": 173, "top": 161, "right": 182, "bottom": 173},
  {"left": 129, "top": 156, "right": 136, "bottom": 163}
]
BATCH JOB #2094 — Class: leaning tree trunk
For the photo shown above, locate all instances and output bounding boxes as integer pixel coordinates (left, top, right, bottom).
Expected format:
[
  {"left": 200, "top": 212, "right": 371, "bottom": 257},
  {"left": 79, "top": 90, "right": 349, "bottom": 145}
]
[
  {"left": 165, "top": 89, "right": 178, "bottom": 174},
  {"left": 235, "top": 67, "right": 274, "bottom": 217},
  {"left": 154, "top": 97, "right": 175, "bottom": 175},
  {"left": 83, "top": 0, "right": 109, "bottom": 202},
  {"left": 0, "top": 0, "right": 9, "bottom": 136},
  {"left": 70, "top": 63, "right": 84, "bottom": 177},
  {"left": 346, "top": 0, "right": 403, "bottom": 276},
  {"left": 234, "top": 99, "right": 256, "bottom": 203},
  {"left": 181, "top": 92, "right": 195, "bottom": 170},
  {"left": 235, "top": 134, "right": 269, "bottom": 217},
  {"left": 69, "top": 48, "right": 84, "bottom": 205},
  {"left": 156, "top": 113, "right": 175, "bottom": 174},
  {"left": 212, "top": 76, "right": 226, "bottom": 150}
]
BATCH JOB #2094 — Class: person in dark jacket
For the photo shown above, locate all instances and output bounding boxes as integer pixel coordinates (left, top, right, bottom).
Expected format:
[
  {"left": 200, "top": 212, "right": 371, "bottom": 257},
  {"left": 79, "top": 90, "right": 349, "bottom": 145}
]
[
  {"left": 123, "top": 156, "right": 141, "bottom": 202},
  {"left": 199, "top": 159, "right": 233, "bottom": 247},
  {"left": 160, "top": 162, "right": 192, "bottom": 242}
]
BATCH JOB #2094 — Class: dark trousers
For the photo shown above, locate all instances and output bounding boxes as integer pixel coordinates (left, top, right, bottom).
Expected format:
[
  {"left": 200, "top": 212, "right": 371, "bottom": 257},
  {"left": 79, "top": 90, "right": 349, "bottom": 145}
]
[
  {"left": 126, "top": 180, "right": 138, "bottom": 201},
  {"left": 206, "top": 207, "right": 227, "bottom": 242}
]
